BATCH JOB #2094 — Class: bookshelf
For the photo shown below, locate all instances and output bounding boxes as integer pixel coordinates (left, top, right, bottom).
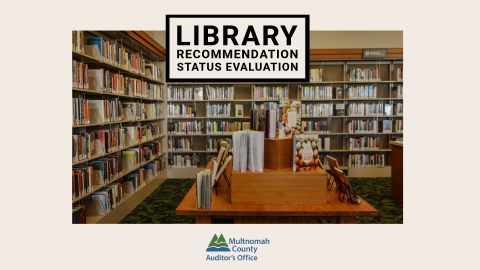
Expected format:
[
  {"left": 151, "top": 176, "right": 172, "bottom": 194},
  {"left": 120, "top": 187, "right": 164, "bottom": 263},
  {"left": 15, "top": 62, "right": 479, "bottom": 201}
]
[
  {"left": 166, "top": 58, "right": 402, "bottom": 178},
  {"left": 72, "top": 31, "right": 167, "bottom": 224}
]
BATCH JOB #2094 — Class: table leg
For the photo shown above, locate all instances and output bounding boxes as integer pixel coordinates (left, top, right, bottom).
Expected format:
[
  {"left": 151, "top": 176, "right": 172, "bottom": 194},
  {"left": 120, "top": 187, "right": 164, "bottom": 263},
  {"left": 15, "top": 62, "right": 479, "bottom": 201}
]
[
  {"left": 338, "top": 216, "right": 356, "bottom": 224},
  {"left": 195, "top": 216, "right": 212, "bottom": 224}
]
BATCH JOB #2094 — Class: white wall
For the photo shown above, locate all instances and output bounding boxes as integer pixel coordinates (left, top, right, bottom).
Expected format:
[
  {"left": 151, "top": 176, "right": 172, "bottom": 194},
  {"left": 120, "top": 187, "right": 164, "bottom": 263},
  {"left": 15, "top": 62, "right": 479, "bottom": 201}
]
[{"left": 145, "top": 31, "right": 403, "bottom": 49}]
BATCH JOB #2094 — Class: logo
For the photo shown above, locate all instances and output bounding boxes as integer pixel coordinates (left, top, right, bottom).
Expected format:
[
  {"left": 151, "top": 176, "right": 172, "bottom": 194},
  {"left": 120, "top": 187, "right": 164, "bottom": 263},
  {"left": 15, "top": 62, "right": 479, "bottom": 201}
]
[
  {"left": 206, "top": 234, "right": 230, "bottom": 252},
  {"left": 365, "top": 51, "right": 370, "bottom": 56}
]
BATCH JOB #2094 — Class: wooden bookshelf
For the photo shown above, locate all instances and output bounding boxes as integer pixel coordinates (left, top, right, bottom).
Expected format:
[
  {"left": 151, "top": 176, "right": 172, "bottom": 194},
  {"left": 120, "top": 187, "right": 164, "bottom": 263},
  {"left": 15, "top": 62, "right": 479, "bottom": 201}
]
[
  {"left": 72, "top": 31, "right": 168, "bottom": 224},
  {"left": 166, "top": 58, "right": 403, "bottom": 178}
]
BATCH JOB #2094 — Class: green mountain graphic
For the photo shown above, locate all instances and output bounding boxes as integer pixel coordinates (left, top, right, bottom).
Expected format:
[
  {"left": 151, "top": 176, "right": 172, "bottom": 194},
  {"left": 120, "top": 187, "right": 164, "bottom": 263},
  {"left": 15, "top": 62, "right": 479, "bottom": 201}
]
[
  {"left": 206, "top": 234, "right": 231, "bottom": 252},
  {"left": 208, "top": 234, "right": 229, "bottom": 248}
]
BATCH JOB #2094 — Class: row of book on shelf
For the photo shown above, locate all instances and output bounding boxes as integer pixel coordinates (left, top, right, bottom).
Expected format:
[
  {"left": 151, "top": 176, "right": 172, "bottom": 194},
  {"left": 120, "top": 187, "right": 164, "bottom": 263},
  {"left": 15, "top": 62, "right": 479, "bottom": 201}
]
[
  {"left": 207, "top": 121, "right": 250, "bottom": 134},
  {"left": 346, "top": 120, "right": 403, "bottom": 133},
  {"left": 253, "top": 86, "right": 289, "bottom": 100},
  {"left": 347, "top": 154, "right": 386, "bottom": 167},
  {"left": 73, "top": 31, "right": 162, "bottom": 81},
  {"left": 168, "top": 136, "right": 235, "bottom": 152},
  {"left": 300, "top": 86, "right": 403, "bottom": 100},
  {"left": 167, "top": 86, "right": 235, "bottom": 101},
  {"left": 207, "top": 104, "right": 245, "bottom": 117},
  {"left": 169, "top": 153, "right": 200, "bottom": 168},
  {"left": 207, "top": 138, "right": 232, "bottom": 151},
  {"left": 168, "top": 121, "right": 202, "bottom": 134},
  {"left": 165, "top": 85, "right": 403, "bottom": 102},
  {"left": 76, "top": 66, "right": 162, "bottom": 98},
  {"left": 72, "top": 123, "right": 163, "bottom": 163},
  {"left": 72, "top": 95, "right": 163, "bottom": 126},
  {"left": 348, "top": 68, "right": 380, "bottom": 82},
  {"left": 168, "top": 138, "right": 193, "bottom": 151},
  {"left": 72, "top": 156, "right": 166, "bottom": 223}
]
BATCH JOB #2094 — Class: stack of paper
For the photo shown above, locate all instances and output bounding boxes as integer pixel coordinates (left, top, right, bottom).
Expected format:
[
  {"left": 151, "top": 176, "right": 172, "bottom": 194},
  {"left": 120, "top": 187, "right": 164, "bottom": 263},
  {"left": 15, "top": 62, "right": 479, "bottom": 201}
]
[{"left": 233, "top": 131, "right": 264, "bottom": 172}]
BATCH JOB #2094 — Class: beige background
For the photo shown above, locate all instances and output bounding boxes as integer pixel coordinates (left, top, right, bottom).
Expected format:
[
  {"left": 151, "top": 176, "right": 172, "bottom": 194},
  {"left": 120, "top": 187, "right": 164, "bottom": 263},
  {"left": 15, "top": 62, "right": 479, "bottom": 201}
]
[{"left": 146, "top": 30, "right": 403, "bottom": 49}]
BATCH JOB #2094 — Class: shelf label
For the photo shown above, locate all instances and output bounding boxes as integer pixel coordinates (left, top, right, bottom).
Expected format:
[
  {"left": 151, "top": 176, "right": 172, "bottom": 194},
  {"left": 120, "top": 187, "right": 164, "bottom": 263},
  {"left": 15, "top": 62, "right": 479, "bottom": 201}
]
[
  {"left": 166, "top": 15, "right": 309, "bottom": 82},
  {"left": 363, "top": 49, "right": 387, "bottom": 59}
]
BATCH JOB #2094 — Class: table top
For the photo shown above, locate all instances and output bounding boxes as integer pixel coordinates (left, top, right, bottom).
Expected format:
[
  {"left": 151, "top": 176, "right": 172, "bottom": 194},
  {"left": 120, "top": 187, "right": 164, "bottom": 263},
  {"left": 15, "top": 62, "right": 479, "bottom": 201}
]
[
  {"left": 390, "top": 141, "right": 404, "bottom": 147},
  {"left": 176, "top": 158, "right": 378, "bottom": 217}
]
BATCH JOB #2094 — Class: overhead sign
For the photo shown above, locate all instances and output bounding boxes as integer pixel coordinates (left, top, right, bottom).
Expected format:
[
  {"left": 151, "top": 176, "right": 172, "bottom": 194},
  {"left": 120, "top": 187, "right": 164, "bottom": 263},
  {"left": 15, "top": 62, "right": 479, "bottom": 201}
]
[
  {"left": 363, "top": 49, "right": 387, "bottom": 59},
  {"left": 166, "top": 15, "right": 310, "bottom": 82}
]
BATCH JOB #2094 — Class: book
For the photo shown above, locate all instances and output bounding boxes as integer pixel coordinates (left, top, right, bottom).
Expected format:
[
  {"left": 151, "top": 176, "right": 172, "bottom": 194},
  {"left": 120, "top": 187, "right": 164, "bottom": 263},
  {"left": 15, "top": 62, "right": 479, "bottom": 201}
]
[
  {"left": 335, "top": 104, "right": 345, "bottom": 116},
  {"left": 310, "top": 68, "right": 322, "bottom": 82},
  {"left": 394, "top": 85, "right": 403, "bottom": 99},
  {"left": 394, "top": 103, "right": 403, "bottom": 116},
  {"left": 86, "top": 37, "right": 103, "bottom": 56},
  {"left": 235, "top": 104, "right": 244, "bottom": 117},
  {"left": 251, "top": 109, "right": 266, "bottom": 131},
  {"left": 393, "top": 120, "right": 403, "bottom": 133},
  {"left": 72, "top": 205, "right": 86, "bottom": 224},
  {"left": 196, "top": 169, "right": 212, "bottom": 209},
  {"left": 384, "top": 104, "right": 393, "bottom": 116},
  {"left": 232, "top": 130, "right": 264, "bottom": 172},
  {"left": 382, "top": 120, "right": 393, "bottom": 133},
  {"left": 395, "top": 68, "right": 403, "bottom": 82},
  {"left": 265, "top": 109, "right": 277, "bottom": 138},
  {"left": 293, "top": 134, "right": 320, "bottom": 172},
  {"left": 194, "top": 87, "right": 204, "bottom": 100},
  {"left": 279, "top": 100, "right": 302, "bottom": 137},
  {"left": 336, "top": 87, "right": 344, "bottom": 99}
]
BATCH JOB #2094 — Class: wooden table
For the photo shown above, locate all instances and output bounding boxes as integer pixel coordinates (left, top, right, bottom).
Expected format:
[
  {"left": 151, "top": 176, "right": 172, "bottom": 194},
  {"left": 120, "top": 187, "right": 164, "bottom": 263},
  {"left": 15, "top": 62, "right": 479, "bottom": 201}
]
[
  {"left": 176, "top": 158, "right": 378, "bottom": 224},
  {"left": 390, "top": 142, "right": 403, "bottom": 204}
]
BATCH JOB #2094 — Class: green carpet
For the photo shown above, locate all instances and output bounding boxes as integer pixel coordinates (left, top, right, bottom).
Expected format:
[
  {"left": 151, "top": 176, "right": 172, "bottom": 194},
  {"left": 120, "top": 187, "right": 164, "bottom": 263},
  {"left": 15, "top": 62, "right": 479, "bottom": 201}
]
[{"left": 119, "top": 177, "right": 402, "bottom": 224}]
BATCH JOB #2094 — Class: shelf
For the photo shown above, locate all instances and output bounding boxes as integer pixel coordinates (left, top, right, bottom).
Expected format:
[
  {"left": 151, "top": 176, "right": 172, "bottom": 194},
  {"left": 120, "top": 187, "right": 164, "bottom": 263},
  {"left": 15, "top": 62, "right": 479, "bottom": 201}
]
[
  {"left": 168, "top": 150, "right": 207, "bottom": 153},
  {"left": 321, "top": 149, "right": 392, "bottom": 152},
  {"left": 167, "top": 133, "right": 403, "bottom": 137},
  {"left": 72, "top": 118, "right": 164, "bottom": 128},
  {"left": 166, "top": 81, "right": 402, "bottom": 85},
  {"left": 72, "top": 154, "right": 103, "bottom": 166},
  {"left": 167, "top": 167, "right": 205, "bottom": 178},
  {"left": 167, "top": 116, "right": 249, "bottom": 119},
  {"left": 168, "top": 134, "right": 206, "bottom": 136},
  {"left": 302, "top": 115, "right": 403, "bottom": 118},
  {"left": 85, "top": 170, "right": 167, "bottom": 224},
  {"left": 72, "top": 87, "right": 164, "bottom": 101},
  {"left": 72, "top": 134, "right": 166, "bottom": 165},
  {"left": 73, "top": 50, "right": 164, "bottom": 84},
  {"left": 165, "top": 98, "right": 403, "bottom": 103},
  {"left": 301, "top": 98, "right": 403, "bottom": 101},
  {"left": 73, "top": 153, "right": 165, "bottom": 204}
]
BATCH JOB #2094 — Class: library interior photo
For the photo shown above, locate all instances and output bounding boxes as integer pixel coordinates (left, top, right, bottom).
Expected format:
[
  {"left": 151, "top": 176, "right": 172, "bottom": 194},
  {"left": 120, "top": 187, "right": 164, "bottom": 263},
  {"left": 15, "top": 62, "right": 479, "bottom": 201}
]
[{"left": 72, "top": 30, "right": 403, "bottom": 224}]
